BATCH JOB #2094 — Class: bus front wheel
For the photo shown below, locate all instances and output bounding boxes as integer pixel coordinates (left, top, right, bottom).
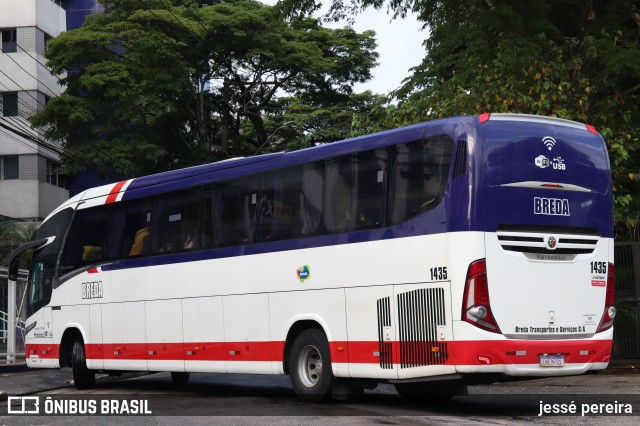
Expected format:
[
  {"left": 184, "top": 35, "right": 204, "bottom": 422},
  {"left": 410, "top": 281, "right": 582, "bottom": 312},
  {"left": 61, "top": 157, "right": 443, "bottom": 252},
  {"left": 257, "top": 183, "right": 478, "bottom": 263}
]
[
  {"left": 288, "top": 329, "right": 334, "bottom": 403},
  {"left": 71, "top": 339, "right": 95, "bottom": 390}
]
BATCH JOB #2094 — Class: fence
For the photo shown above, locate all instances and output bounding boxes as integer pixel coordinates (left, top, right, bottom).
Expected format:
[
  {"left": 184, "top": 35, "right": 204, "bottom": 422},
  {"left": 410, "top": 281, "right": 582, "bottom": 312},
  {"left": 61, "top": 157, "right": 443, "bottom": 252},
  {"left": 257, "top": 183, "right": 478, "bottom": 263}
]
[
  {"left": 613, "top": 242, "right": 640, "bottom": 359},
  {"left": 0, "top": 267, "right": 28, "bottom": 362}
]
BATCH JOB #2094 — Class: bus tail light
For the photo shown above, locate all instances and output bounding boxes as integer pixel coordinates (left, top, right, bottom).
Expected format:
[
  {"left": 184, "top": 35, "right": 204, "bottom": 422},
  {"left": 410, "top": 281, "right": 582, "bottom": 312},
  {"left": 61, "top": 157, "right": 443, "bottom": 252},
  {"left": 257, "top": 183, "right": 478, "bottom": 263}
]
[
  {"left": 462, "top": 259, "right": 501, "bottom": 333},
  {"left": 596, "top": 263, "right": 615, "bottom": 333},
  {"left": 478, "top": 113, "right": 491, "bottom": 123}
]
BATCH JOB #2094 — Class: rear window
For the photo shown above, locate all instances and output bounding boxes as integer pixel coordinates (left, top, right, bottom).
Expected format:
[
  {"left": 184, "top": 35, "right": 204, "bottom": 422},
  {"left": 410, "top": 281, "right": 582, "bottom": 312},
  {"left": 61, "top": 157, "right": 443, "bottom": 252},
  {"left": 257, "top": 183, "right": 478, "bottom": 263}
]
[{"left": 482, "top": 121, "right": 610, "bottom": 194}]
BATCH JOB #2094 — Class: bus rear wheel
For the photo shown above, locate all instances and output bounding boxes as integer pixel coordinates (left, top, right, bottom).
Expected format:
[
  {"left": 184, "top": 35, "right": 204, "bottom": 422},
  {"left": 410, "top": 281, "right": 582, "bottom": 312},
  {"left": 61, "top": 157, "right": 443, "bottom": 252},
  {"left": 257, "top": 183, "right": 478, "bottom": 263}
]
[
  {"left": 288, "top": 329, "right": 334, "bottom": 403},
  {"left": 72, "top": 339, "right": 95, "bottom": 390}
]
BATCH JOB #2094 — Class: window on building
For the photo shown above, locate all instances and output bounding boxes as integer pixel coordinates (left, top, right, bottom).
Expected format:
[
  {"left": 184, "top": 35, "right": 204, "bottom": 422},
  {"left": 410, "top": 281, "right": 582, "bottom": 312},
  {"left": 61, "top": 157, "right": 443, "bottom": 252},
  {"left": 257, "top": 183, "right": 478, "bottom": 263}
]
[
  {"left": 44, "top": 33, "right": 52, "bottom": 53},
  {"left": 2, "top": 93, "right": 19, "bottom": 117},
  {"left": 1, "top": 156, "right": 19, "bottom": 180},
  {"left": 46, "top": 159, "right": 67, "bottom": 188},
  {"left": 1, "top": 29, "right": 17, "bottom": 53}
]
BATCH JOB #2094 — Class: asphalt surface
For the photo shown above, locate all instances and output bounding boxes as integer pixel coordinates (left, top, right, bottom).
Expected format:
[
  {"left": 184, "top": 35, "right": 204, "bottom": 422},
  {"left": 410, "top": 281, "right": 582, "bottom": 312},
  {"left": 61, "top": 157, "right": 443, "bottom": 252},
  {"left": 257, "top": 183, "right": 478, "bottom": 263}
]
[{"left": 1, "top": 361, "right": 639, "bottom": 397}]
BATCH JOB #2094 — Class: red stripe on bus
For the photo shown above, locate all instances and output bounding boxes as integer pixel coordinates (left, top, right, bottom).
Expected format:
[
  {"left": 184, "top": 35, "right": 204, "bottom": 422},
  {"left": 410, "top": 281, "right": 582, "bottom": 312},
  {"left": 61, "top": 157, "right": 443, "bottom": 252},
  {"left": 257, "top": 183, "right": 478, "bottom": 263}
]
[
  {"left": 25, "top": 344, "right": 60, "bottom": 359},
  {"left": 28, "top": 339, "right": 612, "bottom": 365},
  {"left": 105, "top": 180, "right": 128, "bottom": 204},
  {"left": 451, "top": 339, "right": 612, "bottom": 366},
  {"left": 87, "top": 268, "right": 99, "bottom": 274}
]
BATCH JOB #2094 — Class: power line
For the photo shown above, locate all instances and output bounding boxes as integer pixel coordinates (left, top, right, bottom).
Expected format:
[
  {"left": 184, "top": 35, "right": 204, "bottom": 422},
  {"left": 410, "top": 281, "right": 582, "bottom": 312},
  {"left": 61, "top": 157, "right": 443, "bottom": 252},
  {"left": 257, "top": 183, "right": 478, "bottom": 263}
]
[
  {"left": 0, "top": 119, "right": 120, "bottom": 179},
  {"left": 13, "top": 41, "right": 62, "bottom": 82},
  {"left": 0, "top": 68, "right": 46, "bottom": 110},
  {"left": 0, "top": 47, "right": 59, "bottom": 97}
]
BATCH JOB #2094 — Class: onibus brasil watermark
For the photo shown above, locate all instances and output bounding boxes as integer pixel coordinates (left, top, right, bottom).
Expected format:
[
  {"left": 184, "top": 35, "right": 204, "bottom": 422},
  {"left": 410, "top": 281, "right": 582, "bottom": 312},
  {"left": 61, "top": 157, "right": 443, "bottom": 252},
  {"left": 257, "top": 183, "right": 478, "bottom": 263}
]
[{"left": 6, "top": 396, "right": 152, "bottom": 415}]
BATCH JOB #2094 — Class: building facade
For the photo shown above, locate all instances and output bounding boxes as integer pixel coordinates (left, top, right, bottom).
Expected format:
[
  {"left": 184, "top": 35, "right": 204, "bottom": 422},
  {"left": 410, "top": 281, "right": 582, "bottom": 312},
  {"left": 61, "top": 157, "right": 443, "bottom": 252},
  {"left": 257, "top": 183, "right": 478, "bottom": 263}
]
[{"left": 0, "top": 0, "right": 69, "bottom": 221}]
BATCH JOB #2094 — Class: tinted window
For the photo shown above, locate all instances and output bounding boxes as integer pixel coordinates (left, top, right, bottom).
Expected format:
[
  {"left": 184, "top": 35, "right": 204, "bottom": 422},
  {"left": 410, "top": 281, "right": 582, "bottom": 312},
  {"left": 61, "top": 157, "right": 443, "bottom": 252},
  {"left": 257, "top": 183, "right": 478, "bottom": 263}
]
[
  {"left": 324, "top": 149, "right": 386, "bottom": 232},
  {"left": 27, "top": 208, "right": 73, "bottom": 316},
  {"left": 3, "top": 156, "right": 19, "bottom": 179},
  {"left": 256, "top": 167, "right": 304, "bottom": 242},
  {"left": 1, "top": 93, "right": 18, "bottom": 116},
  {"left": 216, "top": 179, "right": 258, "bottom": 246},
  {"left": 59, "top": 205, "right": 109, "bottom": 276},
  {"left": 387, "top": 136, "right": 453, "bottom": 224},
  {"left": 152, "top": 188, "right": 202, "bottom": 254},
  {"left": 108, "top": 199, "right": 153, "bottom": 259}
]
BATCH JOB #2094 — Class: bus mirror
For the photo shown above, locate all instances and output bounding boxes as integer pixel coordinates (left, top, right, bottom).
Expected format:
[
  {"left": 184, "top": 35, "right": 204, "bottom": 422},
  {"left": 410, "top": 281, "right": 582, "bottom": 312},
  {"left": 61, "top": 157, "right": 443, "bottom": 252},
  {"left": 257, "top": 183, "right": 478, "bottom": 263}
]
[
  {"left": 9, "top": 256, "right": 20, "bottom": 281},
  {"left": 7, "top": 237, "right": 53, "bottom": 281}
]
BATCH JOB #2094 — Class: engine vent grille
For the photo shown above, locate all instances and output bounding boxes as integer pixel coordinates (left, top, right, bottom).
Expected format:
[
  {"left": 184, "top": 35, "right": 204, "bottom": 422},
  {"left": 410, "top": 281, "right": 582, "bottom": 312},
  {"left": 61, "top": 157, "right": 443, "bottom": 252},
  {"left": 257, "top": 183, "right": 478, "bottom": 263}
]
[
  {"left": 376, "top": 296, "right": 393, "bottom": 369},
  {"left": 397, "top": 288, "right": 448, "bottom": 368}
]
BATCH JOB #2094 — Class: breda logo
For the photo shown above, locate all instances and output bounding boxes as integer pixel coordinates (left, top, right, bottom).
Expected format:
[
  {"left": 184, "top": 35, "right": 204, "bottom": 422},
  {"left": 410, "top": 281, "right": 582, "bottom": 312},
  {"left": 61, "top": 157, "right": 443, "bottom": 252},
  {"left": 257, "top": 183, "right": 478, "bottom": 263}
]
[
  {"left": 534, "top": 197, "right": 570, "bottom": 216},
  {"left": 546, "top": 236, "right": 557, "bottom": 250}
]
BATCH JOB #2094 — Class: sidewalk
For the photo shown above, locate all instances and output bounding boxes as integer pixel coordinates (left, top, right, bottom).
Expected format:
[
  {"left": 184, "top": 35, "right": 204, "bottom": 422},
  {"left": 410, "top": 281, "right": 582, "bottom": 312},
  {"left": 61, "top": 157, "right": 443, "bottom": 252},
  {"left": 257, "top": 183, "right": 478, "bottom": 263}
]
[{"left": 0, "top": 364, "right": 73, "bottom": 397}]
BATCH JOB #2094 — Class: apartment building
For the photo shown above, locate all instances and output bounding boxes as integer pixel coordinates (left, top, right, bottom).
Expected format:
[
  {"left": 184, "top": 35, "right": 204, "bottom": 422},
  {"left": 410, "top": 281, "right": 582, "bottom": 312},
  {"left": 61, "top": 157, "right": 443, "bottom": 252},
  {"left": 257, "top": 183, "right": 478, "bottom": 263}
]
[{"left": 0, "top": 0, "right": 69, "bottom": 221}]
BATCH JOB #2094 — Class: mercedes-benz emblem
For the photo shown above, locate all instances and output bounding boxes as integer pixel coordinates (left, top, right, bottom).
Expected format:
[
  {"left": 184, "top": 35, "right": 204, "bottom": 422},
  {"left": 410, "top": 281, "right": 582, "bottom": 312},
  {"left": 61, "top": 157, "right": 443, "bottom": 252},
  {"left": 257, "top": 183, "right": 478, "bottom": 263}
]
[{"left": 546, "top": 236, "right": 557, "bottom": 250}]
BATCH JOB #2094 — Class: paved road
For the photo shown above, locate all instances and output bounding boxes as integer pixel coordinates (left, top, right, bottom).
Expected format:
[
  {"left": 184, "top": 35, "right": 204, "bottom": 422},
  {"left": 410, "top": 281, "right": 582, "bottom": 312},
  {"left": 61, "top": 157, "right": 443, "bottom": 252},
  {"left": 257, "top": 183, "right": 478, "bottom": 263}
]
[{"left": 1, "top": 364, "right": 640, "bottom": 424}]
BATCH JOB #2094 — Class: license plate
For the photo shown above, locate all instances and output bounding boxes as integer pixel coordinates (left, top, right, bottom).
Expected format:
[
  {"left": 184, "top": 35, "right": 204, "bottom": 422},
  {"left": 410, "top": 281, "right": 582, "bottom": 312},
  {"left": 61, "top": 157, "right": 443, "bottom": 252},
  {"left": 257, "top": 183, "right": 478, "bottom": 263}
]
[{"left": 540, "top": 354, "right": 564, "bottom": 367}]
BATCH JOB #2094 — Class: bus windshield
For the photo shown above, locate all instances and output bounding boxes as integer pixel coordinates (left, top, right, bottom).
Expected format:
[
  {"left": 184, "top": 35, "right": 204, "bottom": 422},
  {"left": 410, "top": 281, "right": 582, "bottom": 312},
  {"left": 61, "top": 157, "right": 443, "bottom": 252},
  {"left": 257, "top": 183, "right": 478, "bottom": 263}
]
[{"left": 27, "top": 208, "right": 72, "bottom": 317}]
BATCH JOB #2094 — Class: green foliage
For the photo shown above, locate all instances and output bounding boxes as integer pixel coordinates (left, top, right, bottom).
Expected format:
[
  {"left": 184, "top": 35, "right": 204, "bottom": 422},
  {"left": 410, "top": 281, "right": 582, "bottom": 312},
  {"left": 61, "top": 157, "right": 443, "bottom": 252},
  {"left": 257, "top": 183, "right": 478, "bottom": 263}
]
[
  {"left": 242, "top": 91, "right": 396, "bottom": 153},
  {"left": 31, "top": 0, "right": 378, "bottom": 177},
  {"left": 0, "top": 223, "right": 38, "bottom": 267},
  {"left": 283, "top": 0, "right": 640, "bottom": 238}
]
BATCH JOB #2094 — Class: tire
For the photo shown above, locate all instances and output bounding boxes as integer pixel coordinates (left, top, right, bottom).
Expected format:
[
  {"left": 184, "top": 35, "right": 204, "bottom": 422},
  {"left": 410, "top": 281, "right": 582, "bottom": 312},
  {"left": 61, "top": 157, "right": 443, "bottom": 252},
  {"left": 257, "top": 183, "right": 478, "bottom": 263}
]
[
  {"left": 288, "top": 329, "right": 334, "bottom": 403},
  {"left": 72, "top": 339, "right": 95, "bottom": 390},
  {"left": 171, "top": 372, "right": 191, "bottom": 385},
  {"left": 394, "top": 381, "right": 467, "bottom": 401}
]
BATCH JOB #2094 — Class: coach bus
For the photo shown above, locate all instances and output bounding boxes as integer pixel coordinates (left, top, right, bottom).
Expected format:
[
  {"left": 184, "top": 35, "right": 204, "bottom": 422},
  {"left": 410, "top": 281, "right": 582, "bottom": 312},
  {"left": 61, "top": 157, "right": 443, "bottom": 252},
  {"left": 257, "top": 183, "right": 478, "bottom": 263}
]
[{"left": 9, "top": 113, "right": 614, "bottom": 402}]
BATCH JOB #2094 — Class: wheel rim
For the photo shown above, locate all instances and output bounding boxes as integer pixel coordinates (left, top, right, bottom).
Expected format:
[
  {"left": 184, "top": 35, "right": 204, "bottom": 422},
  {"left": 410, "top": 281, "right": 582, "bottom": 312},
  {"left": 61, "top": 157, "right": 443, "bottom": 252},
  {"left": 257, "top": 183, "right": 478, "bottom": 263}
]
[{"left": 296, "top": 344, "right": 323, "bottom": 388}]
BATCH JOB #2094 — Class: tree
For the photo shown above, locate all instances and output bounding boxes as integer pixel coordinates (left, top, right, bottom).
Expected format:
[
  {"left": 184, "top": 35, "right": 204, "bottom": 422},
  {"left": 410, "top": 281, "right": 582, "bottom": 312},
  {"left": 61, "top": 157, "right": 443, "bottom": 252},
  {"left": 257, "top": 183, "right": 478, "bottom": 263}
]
[
  {"left": 0, "top": 222, "right": 38, "bottom": 267},
  {"left": 30, "top": 0, "right": 378, "bottom": 177},
  {"left": 243, "top": 90, "right": 396, "bottom": 153},
  {"left": 282, "top": 0, "right": 640, "bottom": 239}
]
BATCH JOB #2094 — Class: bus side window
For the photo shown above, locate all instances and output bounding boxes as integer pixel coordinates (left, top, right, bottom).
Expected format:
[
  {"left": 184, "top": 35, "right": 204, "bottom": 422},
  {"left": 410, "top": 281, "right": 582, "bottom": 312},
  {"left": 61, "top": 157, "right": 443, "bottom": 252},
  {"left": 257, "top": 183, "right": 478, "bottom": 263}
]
[
  {"left": 324, "top": 149, "right": 386, "bottom": 233},
  {"left": 59, "top": 205, "right": 109, "bottom": 276},
  {"left": 354, "top": 149, "right": 386, "bottom": 229},
  {"left": 202, "top": 185, "right": 222, "bottom": 249},
  {"left": 219, "top": 179, "right": 258, "bottom": 246},
  {"left": 387, "top": 136, "right": 453, "bottom": 224},
  {"left": 324, "top": 156, "right": 357, "bottom": 232},
  {"left": 108, "top": 199, "right": 153, "bottom": 259},
  {"left": 301, "top": 162, "right": 323, "bottom": 235},
  {"left": 152, "top": 188, "right": 202, "bottom": 254},
  {"left": 257, "top": 167, "right": 304, "bottom": 242}
]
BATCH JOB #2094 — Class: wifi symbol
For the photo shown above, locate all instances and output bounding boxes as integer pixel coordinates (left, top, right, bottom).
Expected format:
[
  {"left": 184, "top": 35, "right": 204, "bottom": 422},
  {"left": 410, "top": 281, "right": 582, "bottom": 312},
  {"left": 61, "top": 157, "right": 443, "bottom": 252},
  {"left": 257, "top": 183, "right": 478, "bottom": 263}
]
[{"left": 542, "top": 136, "right": 557, "bottom": 151}]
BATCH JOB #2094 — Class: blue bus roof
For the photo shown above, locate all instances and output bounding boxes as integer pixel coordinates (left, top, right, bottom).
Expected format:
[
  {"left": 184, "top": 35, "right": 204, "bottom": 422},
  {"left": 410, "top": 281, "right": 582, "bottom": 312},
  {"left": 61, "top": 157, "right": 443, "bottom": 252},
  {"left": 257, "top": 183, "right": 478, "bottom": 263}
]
[{"left": 124, "top": 117, "right": 465, "bottom": 195}]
